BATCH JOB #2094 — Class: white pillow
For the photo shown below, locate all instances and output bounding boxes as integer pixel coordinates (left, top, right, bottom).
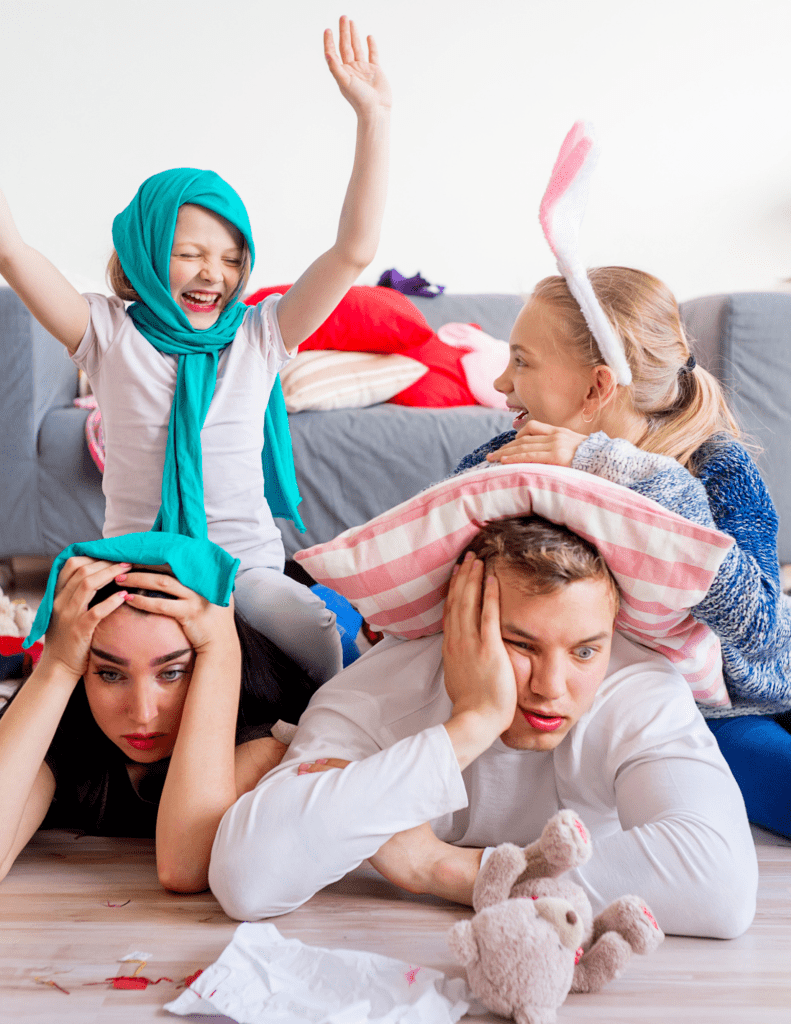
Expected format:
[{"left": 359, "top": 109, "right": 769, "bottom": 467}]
[
  {"left": 280, "top": 350, "right": 428, "bottom": 413},
  {"left": 295, "top": 463, "right": 736, "bottom": 710}
]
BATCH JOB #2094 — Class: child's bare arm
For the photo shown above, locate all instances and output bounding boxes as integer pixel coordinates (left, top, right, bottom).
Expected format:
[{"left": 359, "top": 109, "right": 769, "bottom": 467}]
[
  {"left": 0, "top": 190, "right": 89, "bottom": 354},
  {"left": 276, "top": 16, "right": 390, "bottom": 353}
]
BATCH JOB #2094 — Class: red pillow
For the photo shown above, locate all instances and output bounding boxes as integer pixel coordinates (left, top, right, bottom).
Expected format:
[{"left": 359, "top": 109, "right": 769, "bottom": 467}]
[
  {"left": 244, "top": 285, "right": 435, "bottom": 354},
  {"left": 388, "top": 334, "right": 477, "bottom": 407}
]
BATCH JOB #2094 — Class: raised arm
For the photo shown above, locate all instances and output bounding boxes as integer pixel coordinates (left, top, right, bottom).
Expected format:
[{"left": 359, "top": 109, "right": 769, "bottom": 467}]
[
  {"left": 0, "top": 558, "right": 130, "bottom": 880},
  {"left": 275, "top": 16, "right": 390, "bottom": 352},
  {"left": 0, "top": 190, "right": 89, "bottom": 353}
]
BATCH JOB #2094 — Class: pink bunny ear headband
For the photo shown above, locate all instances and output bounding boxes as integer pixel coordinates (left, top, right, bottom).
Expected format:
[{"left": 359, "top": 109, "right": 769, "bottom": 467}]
[{"left": 539, "top": 121, "right": 632, "bottom": 386}]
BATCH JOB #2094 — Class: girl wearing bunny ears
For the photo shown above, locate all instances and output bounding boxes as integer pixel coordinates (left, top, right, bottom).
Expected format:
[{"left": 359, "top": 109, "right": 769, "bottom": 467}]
[
  {"left": 0, "top": 17, "right": 390, "bottom": 687},
  {"left": 456, "top": 123, "right": 791, "bottom": 840}
]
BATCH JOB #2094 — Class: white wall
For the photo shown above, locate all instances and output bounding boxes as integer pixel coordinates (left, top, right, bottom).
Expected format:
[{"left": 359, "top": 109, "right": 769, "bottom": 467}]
[{"left": 1, "top": 0, "right": 790, "bottom": 303}]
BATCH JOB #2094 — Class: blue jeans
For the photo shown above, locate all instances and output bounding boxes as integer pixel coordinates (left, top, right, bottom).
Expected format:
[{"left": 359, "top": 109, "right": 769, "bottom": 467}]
[{"left": 708, "top": 711, "right": 791, "bottom": 839}]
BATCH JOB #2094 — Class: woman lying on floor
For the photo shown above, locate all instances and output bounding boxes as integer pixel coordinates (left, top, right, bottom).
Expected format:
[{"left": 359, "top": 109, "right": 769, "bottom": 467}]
[{"left": 0, "top": 555, "right": 316, "bottom": 891}]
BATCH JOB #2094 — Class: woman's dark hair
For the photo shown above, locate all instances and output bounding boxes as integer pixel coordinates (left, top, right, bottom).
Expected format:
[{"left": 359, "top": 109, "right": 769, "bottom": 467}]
[
  {"left": 234, "top": 613, "right": 317, "bottom": 729},
  {"left": 89, "top": 575, "right": 318, "bottom": 734}
]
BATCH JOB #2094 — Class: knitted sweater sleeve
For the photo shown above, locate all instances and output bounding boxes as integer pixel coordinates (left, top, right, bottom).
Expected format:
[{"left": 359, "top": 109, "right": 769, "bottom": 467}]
[
  {"left": 452, "top": 430, "right": 517, "bottom": 475},
  {"left": 572, "top": 434, "right": 791, "bottom": 706}
]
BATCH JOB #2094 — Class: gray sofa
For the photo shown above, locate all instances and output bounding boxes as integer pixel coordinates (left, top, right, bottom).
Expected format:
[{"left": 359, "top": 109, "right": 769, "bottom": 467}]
[{"left": 1, "top": 287, "right": 790, "bottom": 580}]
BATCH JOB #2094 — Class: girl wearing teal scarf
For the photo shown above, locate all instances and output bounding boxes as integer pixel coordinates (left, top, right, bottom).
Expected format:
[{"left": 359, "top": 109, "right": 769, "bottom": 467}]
[
  {"left": 109, "top": 167, "right": 303, "bottom": 540},
  {"left": 1, "top": 17, "right": 391, "bottom": 685}
]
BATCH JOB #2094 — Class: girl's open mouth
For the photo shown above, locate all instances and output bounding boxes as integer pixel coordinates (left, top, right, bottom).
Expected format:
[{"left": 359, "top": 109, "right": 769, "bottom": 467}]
[
  {"left": 182, "top": 291, "right": 220, "bottom": 313},
  {"left": 509, "top": 407, "right": 529, "bottom": 430}
]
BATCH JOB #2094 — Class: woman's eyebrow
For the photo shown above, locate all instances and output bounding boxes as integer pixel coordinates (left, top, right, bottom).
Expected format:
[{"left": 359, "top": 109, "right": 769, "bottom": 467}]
[
  {"left": 150, "top": 649, "right": 193, "bottom": 667},
  {"left": 90, "top": 647, "right": 127, "bottom": 665},
  {"left": 89, "top": 648, "right": 193, "bottom": 666}
]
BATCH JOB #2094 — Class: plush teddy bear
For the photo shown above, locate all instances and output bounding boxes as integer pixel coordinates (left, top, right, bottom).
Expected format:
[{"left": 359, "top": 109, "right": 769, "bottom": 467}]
[{"left": 447, "top": 809, "right": 664, "bottom": 1024}]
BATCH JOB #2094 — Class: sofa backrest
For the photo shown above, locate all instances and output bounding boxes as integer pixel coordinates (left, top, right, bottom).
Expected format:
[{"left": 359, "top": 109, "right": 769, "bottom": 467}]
[{"left": 681, "top": 292, "right": 791, "bottom": 563}]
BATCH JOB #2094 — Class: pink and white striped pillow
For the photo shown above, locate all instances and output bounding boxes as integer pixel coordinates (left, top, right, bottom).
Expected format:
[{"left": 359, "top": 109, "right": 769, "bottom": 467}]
[
  {"left": 280, "top": 350, "right": 427, "bottom": 412},
  {"left": 295, "top": 463, "right": 735, "bottom": 709}
]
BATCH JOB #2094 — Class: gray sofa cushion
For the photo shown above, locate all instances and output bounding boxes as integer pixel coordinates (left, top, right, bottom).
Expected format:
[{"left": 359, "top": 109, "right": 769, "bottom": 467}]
[
  {"left": 1, "top": 287, "right": 104, "bottom": 558},
  {"left": 277, "top": 404, "right": 513, "bottom": 558},
  {"left": 407, "top": 292, "right": 524, "bottom": 339},
  {"left": 681, "top": 293, "right": 791, "bottom": 563}
]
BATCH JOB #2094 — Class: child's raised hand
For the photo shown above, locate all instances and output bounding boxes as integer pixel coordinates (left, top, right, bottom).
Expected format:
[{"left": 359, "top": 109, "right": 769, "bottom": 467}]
[
  {"left": 486, "top": 420, "right": 588, "bottom": 469},
  {"left": 324, "top": 15, "right": 391, "bottom": 116}
]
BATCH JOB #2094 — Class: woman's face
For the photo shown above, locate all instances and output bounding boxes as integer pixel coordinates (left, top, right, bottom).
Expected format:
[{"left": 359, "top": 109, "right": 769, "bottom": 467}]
[{"left": 84, "top": 605, "right": 195, "bottom": 763}]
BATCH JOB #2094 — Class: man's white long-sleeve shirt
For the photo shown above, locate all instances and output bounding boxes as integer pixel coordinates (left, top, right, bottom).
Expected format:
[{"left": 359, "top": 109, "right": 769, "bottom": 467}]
[{"left": 210, "top": 633, "right": 757, "bottom": 937}]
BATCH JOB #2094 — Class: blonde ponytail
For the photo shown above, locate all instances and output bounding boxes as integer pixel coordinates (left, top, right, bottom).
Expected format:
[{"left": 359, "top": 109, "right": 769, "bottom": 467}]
[{"left": 533, "top": 268, "right": 743, "bottom": 471}]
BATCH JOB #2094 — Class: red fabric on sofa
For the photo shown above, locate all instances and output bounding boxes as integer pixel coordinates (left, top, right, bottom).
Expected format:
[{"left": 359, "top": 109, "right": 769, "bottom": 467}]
[
  {"left": 244, "top": 285, "right": 435, "bottom": 354},
  {"left": 245, "top": 284, "right": 478, "bottom": 407},
  {"left": 388, "top": 334, "right": 477, "bottom": 407}
]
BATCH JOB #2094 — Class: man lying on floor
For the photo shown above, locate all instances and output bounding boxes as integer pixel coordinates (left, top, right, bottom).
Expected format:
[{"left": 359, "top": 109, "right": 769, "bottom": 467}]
[{"left": 209, "top": 515, "right": 758, "bottom": 938}]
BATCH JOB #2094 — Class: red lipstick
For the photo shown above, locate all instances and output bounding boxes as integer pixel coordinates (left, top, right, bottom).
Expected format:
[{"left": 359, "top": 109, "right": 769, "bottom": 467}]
[{"left": 124, "top": 733, "right": 162, "bottom": 751}]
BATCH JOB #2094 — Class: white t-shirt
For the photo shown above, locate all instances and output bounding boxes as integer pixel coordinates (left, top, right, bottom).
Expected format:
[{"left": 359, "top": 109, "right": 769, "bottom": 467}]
[
  {"left": 210, "top": 632, "right": 758, "bottom": 938},
  {"left": 72, "top": 294, "right": 293, "bottom": 572}
]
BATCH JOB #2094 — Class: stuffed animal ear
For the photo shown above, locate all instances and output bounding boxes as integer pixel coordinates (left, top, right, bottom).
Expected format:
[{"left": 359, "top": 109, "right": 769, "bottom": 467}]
[
  {"left": 446, "top": 920, "right": 479, "bottom": 967},
  {"left": 534, "top": 897, "right": 585, "bottom": 951}
]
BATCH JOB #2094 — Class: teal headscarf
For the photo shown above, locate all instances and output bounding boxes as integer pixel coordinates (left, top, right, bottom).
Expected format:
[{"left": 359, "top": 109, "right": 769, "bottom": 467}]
[
  {"left": 112, "top": 167, "right": 304, "bottom": 537},
  {"left": 23, "top": 532, "right": 239, "bottom": 648}
]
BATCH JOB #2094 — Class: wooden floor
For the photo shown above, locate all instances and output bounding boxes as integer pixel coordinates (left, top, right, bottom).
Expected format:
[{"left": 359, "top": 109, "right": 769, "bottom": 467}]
[{"left": 1, "top": 826, "right": 789, "bottom": 1023}]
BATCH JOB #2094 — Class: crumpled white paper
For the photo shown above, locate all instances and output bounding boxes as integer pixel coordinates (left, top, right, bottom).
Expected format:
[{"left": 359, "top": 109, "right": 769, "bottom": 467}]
[{"left": 164, "top": 922, "right": 470, "bottom": 1024}]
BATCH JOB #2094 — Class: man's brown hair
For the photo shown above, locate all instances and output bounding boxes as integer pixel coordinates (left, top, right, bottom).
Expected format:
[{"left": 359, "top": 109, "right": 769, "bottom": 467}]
[{"left": 462, "top": 515, "right": 619, "bottom": 613}]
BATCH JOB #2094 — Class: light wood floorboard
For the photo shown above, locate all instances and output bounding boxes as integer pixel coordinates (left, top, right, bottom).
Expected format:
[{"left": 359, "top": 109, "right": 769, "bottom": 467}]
[{"left": 1, "top": 827, "right": 790, "bottom": 1023}]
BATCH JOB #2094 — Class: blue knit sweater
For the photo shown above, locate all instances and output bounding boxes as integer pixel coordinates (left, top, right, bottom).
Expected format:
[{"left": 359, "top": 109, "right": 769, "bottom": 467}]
[{"left": 456, "top": 431, "right": 791, "bottom": 718}]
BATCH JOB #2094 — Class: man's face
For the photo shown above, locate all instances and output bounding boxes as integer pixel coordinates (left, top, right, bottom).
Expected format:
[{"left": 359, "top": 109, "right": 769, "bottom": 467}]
[{"left": 496, "top": 563, "right": 616, "bottom": 752}]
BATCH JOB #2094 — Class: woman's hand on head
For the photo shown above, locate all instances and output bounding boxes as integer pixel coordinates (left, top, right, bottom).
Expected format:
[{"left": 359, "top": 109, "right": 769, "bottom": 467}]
[
  {"left": 119, "top": 572, "right": 238, "bottom": 662},
  {"left": 43, "top": 557, "right": 132, "bottom": 681},
  {"left": 486, "top": 420, "right": 588, "bottom": 469},
  {"left": 324, "top": 15, "right": 392, "bottom": 116}
]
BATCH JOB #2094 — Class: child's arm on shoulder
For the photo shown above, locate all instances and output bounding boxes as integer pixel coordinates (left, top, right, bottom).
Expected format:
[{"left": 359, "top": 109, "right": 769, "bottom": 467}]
[
  {"left": 575, "top": 433, "right": 791, "bottom": 658},
  {"left": 571, "top": 431, "right": 715, "bottom": 526},
  {"left": 0, "top": 190, "right": 89, "bottom": 354},
  {"left": 275, "top": 16, "right": 390, "bottom": 353}
]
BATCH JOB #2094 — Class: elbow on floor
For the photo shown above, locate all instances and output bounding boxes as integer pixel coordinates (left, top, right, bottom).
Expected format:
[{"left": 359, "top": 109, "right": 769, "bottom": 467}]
[
  {"left": 682, "top": 870, "right": 757, "bottom": 940},
  {"left": 157, "top": 860, "right": 210, "bottom": 895},
  {"left": 208, "top": 848, "right": 305, "bottom": 922},
  {"left": 704, "top": 890, "right": 756, "bottom": 941}
]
